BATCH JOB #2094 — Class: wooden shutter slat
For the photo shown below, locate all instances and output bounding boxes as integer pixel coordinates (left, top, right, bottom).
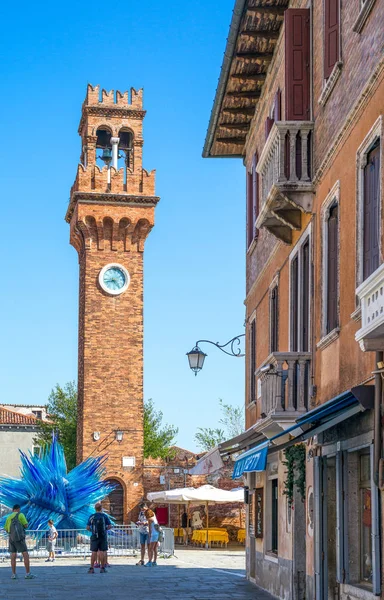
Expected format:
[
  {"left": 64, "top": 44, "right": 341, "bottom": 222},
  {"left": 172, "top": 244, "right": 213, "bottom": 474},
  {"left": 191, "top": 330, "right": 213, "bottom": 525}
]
[
  {"left": 285, "top": 9, "right": 310, "bottom": 121},
  {"left": 250, "top": 320, "right": 256, "bottom": 402},
  {"left": 246, "top": 170, "right": 253, "bottom": 248},
  {"left": 302, "top": 240, "right": 310, "bottom": 352},
  {"left": 253, "top": 152, "right": 259, "bottom": 238},
  {"left": 274, "top": 89, "right": 282, "bottom": 121},
  {"left": 265, "top": 117, "right": 274, "bottom": 140},
  {"left": 363, "top": 143, "right": 380, "bottom": 279},
  {"left": 271, "top": 286, "right": 279, "bottom": 353},
  {"left": 291, "top": 257, "right": 299, "bottom": 351},
  {"left": 324, "top": 0, "right": 340, "bottom": 79},
  {"left": 327, "top": 205, "right": 338, "bottom": 333}
]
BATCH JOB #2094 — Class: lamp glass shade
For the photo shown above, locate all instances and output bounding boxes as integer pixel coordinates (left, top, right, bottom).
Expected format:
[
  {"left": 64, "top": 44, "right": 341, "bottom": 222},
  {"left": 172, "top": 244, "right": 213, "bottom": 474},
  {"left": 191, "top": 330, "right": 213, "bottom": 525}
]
[
  {"left": 115, "top": 430, "right": 124, "bottom": 442},
  {"left": 187, "top": 346, "right": 207, "bottom": 375}
]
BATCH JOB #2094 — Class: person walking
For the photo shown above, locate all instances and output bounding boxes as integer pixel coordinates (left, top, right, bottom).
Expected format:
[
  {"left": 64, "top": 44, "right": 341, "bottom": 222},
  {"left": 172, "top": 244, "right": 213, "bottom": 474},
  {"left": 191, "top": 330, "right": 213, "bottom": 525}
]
[
  {"left": 144, "top": 508, "right": 160, "bottom": 567},
  {"left": 4, "top": 504, "right": 35, "bottom": 580},
  {"left": 136, "top": 502, "right": 149, "bottom": 566},
  {"left": 86, "top": 503, "right": 112, "bottom": 574},
  {"left": 45, "top": 519, "right": 58, "bottom": 562}
]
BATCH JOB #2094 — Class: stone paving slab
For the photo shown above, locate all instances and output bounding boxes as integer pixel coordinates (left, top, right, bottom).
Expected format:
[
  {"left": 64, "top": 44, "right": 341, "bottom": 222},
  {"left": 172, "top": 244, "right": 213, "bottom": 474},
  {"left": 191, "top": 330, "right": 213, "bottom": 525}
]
[{"left": 0, "top": 548, "right": 276, "bottom": 600}]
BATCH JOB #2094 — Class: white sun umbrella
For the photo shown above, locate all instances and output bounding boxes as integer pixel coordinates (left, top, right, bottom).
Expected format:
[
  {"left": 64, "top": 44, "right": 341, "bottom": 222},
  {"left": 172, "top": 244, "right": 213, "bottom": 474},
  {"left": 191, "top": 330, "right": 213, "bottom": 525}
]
[{"left": 147, "top": 485, "right": 244, "bottom": 548}]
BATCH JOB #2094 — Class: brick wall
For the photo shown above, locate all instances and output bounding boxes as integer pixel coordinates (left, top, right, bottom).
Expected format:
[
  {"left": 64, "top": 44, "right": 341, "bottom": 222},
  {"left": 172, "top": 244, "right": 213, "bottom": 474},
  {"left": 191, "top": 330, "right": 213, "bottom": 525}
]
[
  {"left": 143, "top": 447, "right": 245, "bottom": 540},
  {"left": 67, "top": 85, "right": 158, "bottom": 523}
]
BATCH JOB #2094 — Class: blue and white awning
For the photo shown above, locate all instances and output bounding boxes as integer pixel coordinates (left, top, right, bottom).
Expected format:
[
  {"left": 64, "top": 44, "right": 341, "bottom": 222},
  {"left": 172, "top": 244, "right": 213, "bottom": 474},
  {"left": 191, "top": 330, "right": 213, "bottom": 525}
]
[{"left": 232, "top": 442, "right": 269, "bottom": 479}]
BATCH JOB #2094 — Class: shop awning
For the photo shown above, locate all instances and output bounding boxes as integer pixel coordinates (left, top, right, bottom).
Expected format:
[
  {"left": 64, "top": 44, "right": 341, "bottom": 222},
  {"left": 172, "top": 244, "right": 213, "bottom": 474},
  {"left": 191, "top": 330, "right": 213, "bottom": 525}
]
[
  {"left": 189, "top": 424, "right": 265, "bottom": 476},
  {"left": 233, "top": 385, "right": 374, "bottom": 478},
  {"left": 232, "top": 442, "right": 269, "bottom": 479}
]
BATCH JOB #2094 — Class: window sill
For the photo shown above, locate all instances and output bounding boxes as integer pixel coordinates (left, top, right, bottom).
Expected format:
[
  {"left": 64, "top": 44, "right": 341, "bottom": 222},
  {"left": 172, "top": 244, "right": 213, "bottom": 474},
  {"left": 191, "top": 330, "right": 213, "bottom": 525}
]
[
  {"left": 341, "top": 583, "right": 375, "bottom": 600},
  {"left": 318, "top": 62, "right": 343, "bottom": 107},
  {"left": 351, "top": 305, "right": 362, "bottom": 322},
  {"left": 353, "top": 0, "right": 376, "bottom": 33},
  {"left": 264, "top": 552, "right": 278, "bottom": 563},
  {"left": 316, "top": 328, "right": 340, "bottom": 351}
]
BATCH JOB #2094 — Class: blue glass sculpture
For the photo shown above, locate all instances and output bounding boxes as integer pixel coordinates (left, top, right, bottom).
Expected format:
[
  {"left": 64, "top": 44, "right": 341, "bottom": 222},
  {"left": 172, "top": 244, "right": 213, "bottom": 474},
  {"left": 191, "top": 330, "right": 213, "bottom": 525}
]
[{"left": 0, "top": 437, "right": 114, "bottom": 533}]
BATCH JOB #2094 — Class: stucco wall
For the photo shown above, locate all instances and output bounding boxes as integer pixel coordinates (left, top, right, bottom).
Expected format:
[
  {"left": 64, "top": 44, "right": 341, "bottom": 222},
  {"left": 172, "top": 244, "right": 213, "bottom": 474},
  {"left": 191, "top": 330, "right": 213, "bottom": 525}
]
[{"left": 0, "top": 430, "right": 37, "bottom": 477}]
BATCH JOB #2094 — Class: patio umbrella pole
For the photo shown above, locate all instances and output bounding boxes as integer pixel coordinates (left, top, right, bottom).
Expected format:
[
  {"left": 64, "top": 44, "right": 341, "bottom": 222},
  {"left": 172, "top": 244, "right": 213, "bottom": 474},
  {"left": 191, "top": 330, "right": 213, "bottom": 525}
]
[{"left": 205, "top": 501, "right": 209, "bottom": 549}]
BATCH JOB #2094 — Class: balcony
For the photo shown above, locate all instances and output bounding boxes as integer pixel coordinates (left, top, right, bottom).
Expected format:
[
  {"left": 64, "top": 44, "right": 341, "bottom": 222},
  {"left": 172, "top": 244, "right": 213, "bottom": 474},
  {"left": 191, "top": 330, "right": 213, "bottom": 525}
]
[
  {"left": 355, "top": 263, "right": 384, "bottom": 351},
  {"left": 255, "top": 352, "right": 311, "bottom": 439},
  {"left": 256, "top": 121, "right": 314, "bottom": 244}
]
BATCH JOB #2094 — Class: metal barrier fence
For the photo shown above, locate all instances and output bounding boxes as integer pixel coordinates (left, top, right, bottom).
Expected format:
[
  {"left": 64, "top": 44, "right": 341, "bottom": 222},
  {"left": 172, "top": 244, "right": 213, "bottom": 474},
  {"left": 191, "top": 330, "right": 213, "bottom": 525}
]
[{"left": 0, "top": 526, "right": 174, "bottom": 561}]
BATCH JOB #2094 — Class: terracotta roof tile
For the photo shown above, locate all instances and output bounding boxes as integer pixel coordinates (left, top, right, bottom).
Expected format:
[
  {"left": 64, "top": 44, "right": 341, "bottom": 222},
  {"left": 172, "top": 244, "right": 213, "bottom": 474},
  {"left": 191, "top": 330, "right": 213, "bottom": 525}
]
[{"left": 0, "top": 407, "right": 38, "bottom": 425}]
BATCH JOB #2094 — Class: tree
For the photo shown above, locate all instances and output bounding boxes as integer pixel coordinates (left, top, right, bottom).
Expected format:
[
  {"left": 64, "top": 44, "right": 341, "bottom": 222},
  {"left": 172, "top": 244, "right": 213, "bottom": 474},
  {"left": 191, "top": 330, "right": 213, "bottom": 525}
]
[
  {"left": 194, "top": 399, "right": 245, "bottom": 451},
  {"left": 35, "top": 381, "right": 77, "bottom": 471},
  {"left": 218, "top": 399, "right": 244, "bottom": 438},
  {"left": 144, "top": 399, "right": 178, "bottom": 459},
  {"left": 194, "top": 428, "right": 225, "bottom": 452}
]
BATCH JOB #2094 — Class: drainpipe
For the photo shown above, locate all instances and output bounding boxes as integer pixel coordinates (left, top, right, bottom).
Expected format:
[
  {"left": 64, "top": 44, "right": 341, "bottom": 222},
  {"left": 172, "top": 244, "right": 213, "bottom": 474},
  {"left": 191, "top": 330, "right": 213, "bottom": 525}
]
[{"left": 374, "top": 351, "right": 383, "bottom": 487}]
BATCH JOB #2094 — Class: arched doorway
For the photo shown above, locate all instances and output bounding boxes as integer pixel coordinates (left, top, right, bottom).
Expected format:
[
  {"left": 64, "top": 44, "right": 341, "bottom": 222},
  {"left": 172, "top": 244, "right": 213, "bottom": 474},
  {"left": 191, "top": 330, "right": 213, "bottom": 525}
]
[{"left": 102, "top": 479, "right": 124, "bottom": 523}]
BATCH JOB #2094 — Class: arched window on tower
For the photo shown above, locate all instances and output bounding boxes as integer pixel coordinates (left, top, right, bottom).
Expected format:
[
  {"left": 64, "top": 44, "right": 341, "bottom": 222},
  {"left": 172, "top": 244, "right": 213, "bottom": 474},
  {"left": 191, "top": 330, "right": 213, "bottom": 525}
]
[
  {"left": 119, "top": 129, "right": 134, "bottom": 188},
  {"left": 96, "top": 127, "right": 112, "bottom": 169}
]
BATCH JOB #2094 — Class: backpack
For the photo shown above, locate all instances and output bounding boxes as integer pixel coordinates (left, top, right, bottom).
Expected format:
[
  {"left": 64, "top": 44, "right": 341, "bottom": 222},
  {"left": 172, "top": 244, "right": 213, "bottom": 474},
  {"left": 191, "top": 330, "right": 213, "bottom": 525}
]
[
  {"left": 9, "top": 513, "right": 25, "bottom": 544},
  {"left": 91, "top": 513, "right": 106, "bottom": 538},
  {"left": 154, "top": 523, "right": 164, "bottom": 543}
]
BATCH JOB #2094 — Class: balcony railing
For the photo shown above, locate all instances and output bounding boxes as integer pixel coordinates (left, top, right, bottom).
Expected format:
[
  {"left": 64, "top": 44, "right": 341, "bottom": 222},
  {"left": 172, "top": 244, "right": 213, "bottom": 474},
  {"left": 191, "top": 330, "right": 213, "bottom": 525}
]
[
  {"left": 355, "top": 263, "right": 384, "bottom": 351},
  {"left": 255, "top": 122, "right": 314, "bottom": 244},
  {"left": 257, "top": 352, "right": 311, "bottom": 417}
]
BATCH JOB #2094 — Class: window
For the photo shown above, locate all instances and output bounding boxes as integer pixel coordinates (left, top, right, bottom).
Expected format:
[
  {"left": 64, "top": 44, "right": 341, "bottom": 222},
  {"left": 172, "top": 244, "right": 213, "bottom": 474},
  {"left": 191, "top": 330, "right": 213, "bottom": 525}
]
[
  {"left": 265, "top": 90, "right": 281, "bottom": 141},
  {"left": 356, "top": 120, "right": 382, "bottom": 291},
  {"left": 271, "top": 479, "right": 278, "bottom": 554},
  {"left": 320, "top": 182, "right": 340, "bottom": 343},
  {"left": 327, "top": 205, "right": 339, "bottom": 333},
  {"left": 249, "top": 318, "right": 256, "bottom": 403},
  {"left": 359, "top": 453, "right": 372, "bottom": 584},
  {"left": 290, "top": 229, "right": 311, "bottom": 352},
  {"left": 270, "top": 285, "right": 279, "bottom": 353},
  {"left": 32, "top": 410, "right": 42, "bottom": 420},
  {"left": 345, "top": 449, "right": 378, "bottom": 589},
  {"left": 285, "top": 9, "right": 310, "bottom": 121},
  {"left": 246, "top": 153, "right": 259, "bottom": 248},
  {"left": 363, "top": 140, "right": 380, "bottom": 281},
  {"left": 324, "top": 0, "right": 340, "bottom": 79}
]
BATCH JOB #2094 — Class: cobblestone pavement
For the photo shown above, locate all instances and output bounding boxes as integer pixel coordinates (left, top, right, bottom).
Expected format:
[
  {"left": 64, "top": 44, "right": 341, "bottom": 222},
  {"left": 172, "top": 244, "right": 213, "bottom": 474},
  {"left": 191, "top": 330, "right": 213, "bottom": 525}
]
[{"left": 0, "top": 548, "right": 276, "bottom": 600}]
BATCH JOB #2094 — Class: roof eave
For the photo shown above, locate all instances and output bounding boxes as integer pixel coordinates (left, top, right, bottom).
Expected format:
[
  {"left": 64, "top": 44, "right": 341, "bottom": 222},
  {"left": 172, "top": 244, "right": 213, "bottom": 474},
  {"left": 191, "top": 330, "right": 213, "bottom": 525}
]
[{"left": 202, "top": 0, "right": 247, "bottom": 159}]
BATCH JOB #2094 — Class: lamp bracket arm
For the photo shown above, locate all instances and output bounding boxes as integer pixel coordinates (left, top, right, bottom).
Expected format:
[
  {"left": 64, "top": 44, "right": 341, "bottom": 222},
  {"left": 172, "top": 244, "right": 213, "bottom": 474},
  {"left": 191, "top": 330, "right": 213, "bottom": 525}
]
[{"left": 195, "top": 334, "right": 245, "bottom": 357}]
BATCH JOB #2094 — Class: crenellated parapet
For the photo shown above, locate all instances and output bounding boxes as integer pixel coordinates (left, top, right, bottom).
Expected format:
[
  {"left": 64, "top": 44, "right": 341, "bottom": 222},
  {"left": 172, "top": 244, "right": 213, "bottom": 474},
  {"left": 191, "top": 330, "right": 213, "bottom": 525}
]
[
  {"left": 70, "top": 204, "right": 155, "bottom": 254},
  {"left": 85, "top": 84, "right": 143, "bottom": 109}
]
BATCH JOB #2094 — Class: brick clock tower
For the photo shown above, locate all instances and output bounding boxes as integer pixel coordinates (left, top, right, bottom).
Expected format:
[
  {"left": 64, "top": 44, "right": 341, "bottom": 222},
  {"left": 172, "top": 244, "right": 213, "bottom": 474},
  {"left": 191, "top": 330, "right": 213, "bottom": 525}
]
[{"left": 65, "top": 84, "right": 159, "bottom": 522}]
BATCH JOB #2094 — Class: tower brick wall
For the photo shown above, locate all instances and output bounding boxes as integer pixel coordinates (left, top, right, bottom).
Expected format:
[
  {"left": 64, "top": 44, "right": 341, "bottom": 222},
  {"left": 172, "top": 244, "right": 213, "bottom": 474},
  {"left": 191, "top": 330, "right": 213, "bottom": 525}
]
[{"left": 66, "top": 84, "right": 159, "bottom": 522}]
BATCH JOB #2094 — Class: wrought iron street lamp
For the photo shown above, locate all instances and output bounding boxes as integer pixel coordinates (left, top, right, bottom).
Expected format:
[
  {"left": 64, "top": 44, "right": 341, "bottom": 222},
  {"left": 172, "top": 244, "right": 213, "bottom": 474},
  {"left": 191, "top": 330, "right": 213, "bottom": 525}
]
[{"left": 187, "top": 334, "right": 245, "bottom": 375}]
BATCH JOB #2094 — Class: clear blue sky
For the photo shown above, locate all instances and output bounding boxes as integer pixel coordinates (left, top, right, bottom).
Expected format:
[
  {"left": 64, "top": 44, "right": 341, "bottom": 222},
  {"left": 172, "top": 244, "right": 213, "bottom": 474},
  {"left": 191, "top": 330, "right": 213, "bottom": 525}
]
[{"left": 0, "top": 0, "right": 245, "bottom": 451}]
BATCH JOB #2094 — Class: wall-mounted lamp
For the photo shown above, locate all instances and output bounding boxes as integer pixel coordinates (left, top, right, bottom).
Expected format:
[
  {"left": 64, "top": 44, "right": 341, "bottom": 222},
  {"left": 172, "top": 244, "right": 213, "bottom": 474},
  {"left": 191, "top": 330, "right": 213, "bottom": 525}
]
[
  {"left": 93, "top": 432, "right": 100, "bottom": 441},
  {"left": 259, "top": 363, "right": 274, "bottom": 374},
  {"left": 115, "top": 430, "right": 124, "bottom": 443}
]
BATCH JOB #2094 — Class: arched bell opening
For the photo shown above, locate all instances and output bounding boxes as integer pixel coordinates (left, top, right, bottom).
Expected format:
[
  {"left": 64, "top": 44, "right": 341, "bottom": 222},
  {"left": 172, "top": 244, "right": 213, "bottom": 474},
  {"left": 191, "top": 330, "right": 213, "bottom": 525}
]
[{"left": 96, "top": 127, "right": 113, "bottom": 170}]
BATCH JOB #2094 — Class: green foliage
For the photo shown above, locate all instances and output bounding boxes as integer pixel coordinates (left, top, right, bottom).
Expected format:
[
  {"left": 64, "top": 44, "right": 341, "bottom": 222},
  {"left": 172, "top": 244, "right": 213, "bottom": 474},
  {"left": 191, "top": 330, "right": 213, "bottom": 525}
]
[
  {"left": 144, "top": 399, "right": 178, "bottom": 459},
  {"left": 35, "top": 381, "right": 77, "bottom": 471},
  {"left": 218, "top": 399, "right": 244, "bottom": 438},
  {"left": 283, "top": 444, "right": 306, "bottom": 506},
  {"left": 194, "top": 399, "right": 245, "bottom": 451},
  {"left": 194, "top": 428, "right": 226, "bottom": 452}
]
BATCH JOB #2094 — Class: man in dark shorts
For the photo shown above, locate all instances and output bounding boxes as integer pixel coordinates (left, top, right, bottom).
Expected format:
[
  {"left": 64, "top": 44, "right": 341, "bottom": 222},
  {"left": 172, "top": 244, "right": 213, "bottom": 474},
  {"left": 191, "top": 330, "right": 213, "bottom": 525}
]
[
  {"left": 4, "top": 504, "right": 35, "bottom": 579},
  {"left": 86, "top": 503, "right": 112, "bottom": 574}
]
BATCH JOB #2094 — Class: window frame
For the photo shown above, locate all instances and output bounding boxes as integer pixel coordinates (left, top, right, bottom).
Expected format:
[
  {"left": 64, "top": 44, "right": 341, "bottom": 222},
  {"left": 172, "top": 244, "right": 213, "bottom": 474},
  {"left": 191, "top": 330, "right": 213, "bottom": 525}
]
[
  {"left": 319, "top": 181, "right": 340, "bottom": 347},
  {"left": 269, "top": 277, "right": 279, "bottom": 354},
  {"left": 248, "top": 313, "right": 257, "bottom": 406},
  {"left": 355, "top": 117, "right": 383, "bottom": 294},
  {"left": 289, "top": 224, "right": 312, "bottom": 352}
]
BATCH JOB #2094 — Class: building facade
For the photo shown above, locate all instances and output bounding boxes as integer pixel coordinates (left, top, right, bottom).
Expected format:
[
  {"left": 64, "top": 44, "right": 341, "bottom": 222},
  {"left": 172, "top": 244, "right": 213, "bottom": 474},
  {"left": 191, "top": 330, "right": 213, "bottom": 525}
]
[
  {"left": 0, "top": 405, "right": 48, "bottom": 477},
  {"left": 204, "top": 1, "right": 384, "bottom": 599},
  {"left": 66, "top": 84, "right": 159, "bottom": 523}
]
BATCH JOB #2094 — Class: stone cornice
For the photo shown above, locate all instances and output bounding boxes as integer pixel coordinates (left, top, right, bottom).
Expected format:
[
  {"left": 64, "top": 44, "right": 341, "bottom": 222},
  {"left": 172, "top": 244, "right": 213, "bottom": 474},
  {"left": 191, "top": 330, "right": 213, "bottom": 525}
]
[
  {"left": 65, "top": 192, "right": 160, "bottom": 223},
  {"left": 314, "top": 54, "right": 384, "bottom": 185},
  {"left": 78, "top": 105, "right": 146, "bottom": 134}
]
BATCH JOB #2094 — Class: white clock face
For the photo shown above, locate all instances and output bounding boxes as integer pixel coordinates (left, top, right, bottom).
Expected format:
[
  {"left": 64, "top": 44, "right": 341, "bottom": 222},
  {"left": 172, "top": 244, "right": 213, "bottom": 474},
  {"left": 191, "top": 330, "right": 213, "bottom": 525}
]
[{"left": 99, "top": 263, "right": 130, "bottom": 296}]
